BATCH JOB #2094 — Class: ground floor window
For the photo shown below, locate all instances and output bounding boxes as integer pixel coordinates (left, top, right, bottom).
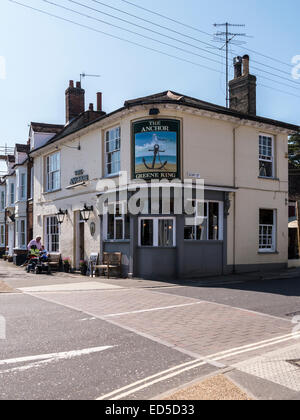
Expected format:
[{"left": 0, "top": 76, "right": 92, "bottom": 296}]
[
  {"left": 0, "top": 224, "right": 5, "bottom": 247},
  {"left": 45, "top": 216, "right": 60, "bottom": 252},
  {"left": 184, "top": 201, "right": 223, "bottom": 241},
  {"left": 259, "top": 209, "right": 276, "bottom": 252},
  {"left": 139, "top": 217, "right": 176, "bottom": 247},
  {"left": 15, "top": 218, "right": 26, "bottom": 249},
  {"left": 105, "top": 202, "right": 130, "bottom": 241}
]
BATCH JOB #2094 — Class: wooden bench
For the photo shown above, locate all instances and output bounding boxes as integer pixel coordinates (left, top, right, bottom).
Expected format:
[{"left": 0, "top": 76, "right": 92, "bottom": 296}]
[
  {"left": 95, "top": 252, "right": 122, "bottom": 279},
  {"left": 48, "top": 253, "right": 61, "bottom": 271}
]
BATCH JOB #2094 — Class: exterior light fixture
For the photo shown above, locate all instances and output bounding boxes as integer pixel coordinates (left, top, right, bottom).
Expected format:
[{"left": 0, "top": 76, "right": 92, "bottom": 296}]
[
  {"left": 80, "top": 204, "right": 94, "bottom": 222},
  {"left": 149, "top": 108, "right": 160, "bottom": 116},
  {"left": 56, "top": 209, "right": 68, "bottom": 224}
]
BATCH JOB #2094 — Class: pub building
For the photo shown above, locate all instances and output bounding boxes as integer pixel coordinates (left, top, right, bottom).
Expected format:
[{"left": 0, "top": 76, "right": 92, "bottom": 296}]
[{"left": 31, "top": 56, "right": 298, "bottom": 279}]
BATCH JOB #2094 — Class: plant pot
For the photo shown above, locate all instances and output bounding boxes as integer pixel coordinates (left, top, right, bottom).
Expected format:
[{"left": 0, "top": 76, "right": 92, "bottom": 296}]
[
  {"left": 80, "top": 266, "right": 88, "bottom": 276},
  {"left": 64, "top": 265, "right": 70, "bottom": 273}
]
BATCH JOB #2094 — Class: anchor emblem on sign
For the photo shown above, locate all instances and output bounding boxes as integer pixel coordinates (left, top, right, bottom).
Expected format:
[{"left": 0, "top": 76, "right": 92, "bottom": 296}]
[{"left": 143, "top": 139, "right": 168, "bottom": 171}]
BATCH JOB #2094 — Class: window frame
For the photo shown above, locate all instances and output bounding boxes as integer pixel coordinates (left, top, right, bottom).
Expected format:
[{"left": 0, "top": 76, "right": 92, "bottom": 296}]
[
  {"left": 46, "top": 152, "right": 61, "bottom": 193},
  {"left": 184, "top": 200, "right": 224, "bottom": 242},
  {"left": 0, "top": 190, "right": 5, "bottom": 211},
  {"left": 259, "top": 134, "right": 275, "bottom": 179},
  {"left": 104, "top": 126, "right": 121, "bottom": 177},
  {"left": 19, "top": 172, "right": 26, "bottom": 201},
  {"left": 10, "top": 183, "right": 15, "bottom": 206},
  {"left": 138, "top": 216, "right": 176, "bottom": 248},
  {"left": 259, "top": 209, "right": 276, "bottom": 253},
  {"left": 15, "top": 218, "right": 26, "bottom": 249},
  {"left": 0, "top": 224, "right": 5, "bottom": 247},
  {"left": 104, "top": 202, "right": 130, "bottom": 242},
  {"left": 45, "top": 215, "right": 60, "bottom": 253}
]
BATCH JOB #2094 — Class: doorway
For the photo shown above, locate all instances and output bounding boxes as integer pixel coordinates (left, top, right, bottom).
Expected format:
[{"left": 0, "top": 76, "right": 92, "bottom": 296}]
[{"left": 79, "top": 222, "right": 85, "bottom": 261}]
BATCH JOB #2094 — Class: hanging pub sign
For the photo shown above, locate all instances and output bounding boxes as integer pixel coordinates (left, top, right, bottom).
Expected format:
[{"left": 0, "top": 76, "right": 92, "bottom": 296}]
[{"left": 133, "top": 119, "right": 180, "bottom": 180}]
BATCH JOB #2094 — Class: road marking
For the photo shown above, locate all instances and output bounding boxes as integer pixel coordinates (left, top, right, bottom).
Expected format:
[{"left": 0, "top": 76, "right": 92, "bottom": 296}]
[
  {"left": 103, "top": 302, "right": 204, "bottom": 318},
  {"left": 0, "top": 346, "right": 114, "bottom": 374},
  {"left": 98, "top": 332, "right": 300, "bottom": 400}
]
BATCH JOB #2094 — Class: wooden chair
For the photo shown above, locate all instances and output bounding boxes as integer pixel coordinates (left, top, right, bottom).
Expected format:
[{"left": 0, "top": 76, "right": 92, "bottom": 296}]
[
  {"left": 95, "top": 252, "right": 122, "bottom": 279},
  {"left": 48, "top": 253, "right": 61, "bottom": 271}
]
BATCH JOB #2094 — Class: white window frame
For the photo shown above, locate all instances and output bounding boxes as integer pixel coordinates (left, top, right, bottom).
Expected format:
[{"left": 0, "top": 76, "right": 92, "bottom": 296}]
[
  {"left": 30, "top": 167, "right": 34, "bottom": 199},
  {"left": 138, "top": 217, "right": 176, "bottom": 248},
  {"left": 259, "top": 134, "right": 274, "bottom": 179},
  {"left": 45, "top": 216, "right": 60, "bottom": 253},
  {"left": 0, "top": 224, "right": 5, "bottom": 247},
  {"left": 259, "top": 209, "right": 276, "bottom": 253},
  {"left": 10, "top": 183, "right": 15, "bottom": 206},
  {"left": 103, "top": 202, "right": 130, "bottom": 241},
  {"left": 105, "top": 126, "right": 121, "bottom": 177},
  {"left": 0, "top": 191, "right": 5, "bottom": 211},
  {"left": 46, "top": 152, "right": 61, "bottom": 192},
  {"left": 184, "top": 200, "right": 224, "bottom": 241},
  {"left": 19, "top": 172, "right": 26, "bottom": 201},
  {"left": 15, "top": 218, "right": 26, "bottom": 249}
]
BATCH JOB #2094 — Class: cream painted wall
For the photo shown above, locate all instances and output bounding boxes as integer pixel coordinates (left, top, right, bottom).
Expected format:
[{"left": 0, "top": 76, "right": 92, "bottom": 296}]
[{"left": 33, "top": 104, "right": 290, "bottom": 269}]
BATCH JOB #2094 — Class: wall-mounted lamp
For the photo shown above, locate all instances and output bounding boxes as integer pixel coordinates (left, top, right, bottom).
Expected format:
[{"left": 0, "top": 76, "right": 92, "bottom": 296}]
[
  {"left": 56, "top": 209, "right": 68, "bottom": 224},
  {"left": 80, "top": 204, "right": 94, "bottom": 222},
  {"left": 149, "top": 108, "right": 160, "bottom": 116}
]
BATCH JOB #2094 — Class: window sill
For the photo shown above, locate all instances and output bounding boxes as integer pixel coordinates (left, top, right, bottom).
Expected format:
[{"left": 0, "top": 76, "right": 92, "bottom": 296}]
[
  {"left": 104, "top": 240, "right": 130, "bottom": 243},
  {"left": 43, "top": 189, "right": 62, "bottom": 195},
  {"left": 104, "top": 172, "right": 121, "bottom": 179},
  {"left": 258, "top": 251, "right": 279, "bottom": 255},
  {"left": 184, "top": 240, "right": 224, "bottom": 244},
  {"left": 138, "top": 246, "right": 177, "bottom": 249},
  {"left": 258, "top": 177, "right": 280, "bottom": 181}
]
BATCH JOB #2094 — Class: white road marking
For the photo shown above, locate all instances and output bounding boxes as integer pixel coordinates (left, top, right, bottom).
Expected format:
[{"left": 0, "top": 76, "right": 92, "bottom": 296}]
[
  {"left": 103, "top": 301, "right": 204, "bottom": 318},
  {"left": 0, "top": 346, "right": 114, "bottom": 374},
  {"left": 98, "top": 332, "right": 300, "bottom": 400}
]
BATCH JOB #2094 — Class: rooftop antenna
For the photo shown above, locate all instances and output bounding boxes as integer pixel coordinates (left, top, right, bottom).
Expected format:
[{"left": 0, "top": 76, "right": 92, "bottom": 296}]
[
  {"left": 80, "top": 73, "right": 101, "bottom": 84},
  {"left": 213, "top": 23, "right": 248, "bottom": 108}
]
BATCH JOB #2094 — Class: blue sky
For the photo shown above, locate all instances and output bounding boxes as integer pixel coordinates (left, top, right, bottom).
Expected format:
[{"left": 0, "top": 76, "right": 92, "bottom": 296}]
[
  {"left": 0, "top": 0, "right": 299, "bottom": 162},
  {"left": 136, "top": 132, "right": 177, "bottom": 158}
]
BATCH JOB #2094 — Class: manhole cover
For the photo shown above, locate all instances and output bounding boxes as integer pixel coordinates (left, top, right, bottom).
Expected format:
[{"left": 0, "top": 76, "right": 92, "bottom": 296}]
[{"left": 287, "top": 359, "right": 300, "bottom": 368}]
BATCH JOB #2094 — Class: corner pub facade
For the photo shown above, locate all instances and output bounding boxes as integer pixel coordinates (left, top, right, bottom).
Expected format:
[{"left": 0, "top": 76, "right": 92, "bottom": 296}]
[{"left": 31, "top": 56, "right": 299, "bottom": 280}]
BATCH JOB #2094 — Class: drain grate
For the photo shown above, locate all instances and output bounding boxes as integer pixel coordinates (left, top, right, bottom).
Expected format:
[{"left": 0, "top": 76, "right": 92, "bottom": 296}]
[
  {"left": 286, "top": 311, "right": 300, "bottom": 317},
  {"left": 287, "top": 359, "right": 300, "bottom": 368}
]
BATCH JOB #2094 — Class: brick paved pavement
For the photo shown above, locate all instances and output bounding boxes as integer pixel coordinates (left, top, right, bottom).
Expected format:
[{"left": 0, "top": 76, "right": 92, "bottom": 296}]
[{"left": 27, "top": 288, "right": 296, "bottom": 365}]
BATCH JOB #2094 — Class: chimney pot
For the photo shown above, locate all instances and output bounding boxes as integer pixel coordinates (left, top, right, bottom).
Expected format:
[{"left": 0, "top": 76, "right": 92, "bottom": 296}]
[
  {"left": 242, "top": 55, "right": 250, "bottom": 76},
  {"left": 233, "top": 56, "right": 242, "bottom": 78},
  {"left": 89, "top": 103, "right": 94, "bottom": 111},
  {"left": 69, "top": 80, "right": 74, "bottom": 88},
  {"left": 97, "top": 92, "right": 103, "bottom": 112},
  {"left": 76, "top": 81, "right": 81, "bottom": 89}
]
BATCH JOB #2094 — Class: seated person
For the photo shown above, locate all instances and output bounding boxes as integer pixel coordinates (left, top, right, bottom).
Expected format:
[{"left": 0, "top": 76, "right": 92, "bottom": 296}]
[
  {"left": 40, "top": 246, "right": 49, "bottom": 262},
  {"left": 29, "top": 245, "right": 40, "bottom": 258}
]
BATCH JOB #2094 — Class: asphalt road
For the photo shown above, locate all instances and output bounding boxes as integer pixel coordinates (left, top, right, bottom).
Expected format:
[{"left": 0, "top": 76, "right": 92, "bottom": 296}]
[{"left": 0, "top": 274, "right": 299, "bottom": 400}]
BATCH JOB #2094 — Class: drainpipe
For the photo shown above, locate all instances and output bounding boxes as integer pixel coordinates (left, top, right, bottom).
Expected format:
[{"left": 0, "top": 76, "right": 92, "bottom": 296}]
[{"left": 232, "top": 124, "right": 241, "bottom": 274}]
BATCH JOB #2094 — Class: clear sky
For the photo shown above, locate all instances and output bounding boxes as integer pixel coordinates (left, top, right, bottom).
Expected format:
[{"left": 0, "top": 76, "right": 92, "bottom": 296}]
[{"left": 0, "top": 0, "right": 299, "bottom": 158}]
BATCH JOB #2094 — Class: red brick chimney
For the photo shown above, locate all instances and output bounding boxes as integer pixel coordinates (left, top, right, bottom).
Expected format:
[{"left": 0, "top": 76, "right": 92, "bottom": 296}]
[{"left": 65, "top": 80, "right": 85, "bottom": 124}]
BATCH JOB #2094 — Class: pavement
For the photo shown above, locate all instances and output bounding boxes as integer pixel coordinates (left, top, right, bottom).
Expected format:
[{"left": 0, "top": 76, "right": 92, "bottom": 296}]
[{"left": 0, "top": 260, "right": 300, "bottom": 400}]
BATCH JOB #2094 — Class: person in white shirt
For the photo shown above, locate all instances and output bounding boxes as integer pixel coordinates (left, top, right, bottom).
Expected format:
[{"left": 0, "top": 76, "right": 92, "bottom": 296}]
[{"left": 27, "top": 236, "right": 42, "bottom": 251}]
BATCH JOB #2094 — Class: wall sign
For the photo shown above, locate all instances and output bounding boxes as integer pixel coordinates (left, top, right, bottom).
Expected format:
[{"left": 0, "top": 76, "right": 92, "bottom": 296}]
[
  {"left": 133, "top": 119, "right": 180, "bottom": 180},
  {"left": 90, "top": 222, "right": 96, "bottom": 237},
  {"left": 70, "top": 169, "right": 89, "bottom": 185}
]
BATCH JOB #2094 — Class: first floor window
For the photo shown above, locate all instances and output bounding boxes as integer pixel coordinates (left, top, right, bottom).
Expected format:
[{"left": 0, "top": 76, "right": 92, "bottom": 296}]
[
  {"left": 46, "top": 152, "right": 60, "bottom": 192},
  {"left": 46, "top": 216, "right": 60, "bottom": 252},
  {"left": 1, "top": 191, "right": 5, "bottom": 211},
  {"left": 184, "top": 201, "right": 223, "bottom": 241},
  {"left": 20, "top": 173, "right": 26, "bottom": 201},
  {"left": 10, "top": 183, "right": 15, "bottom": 205},
  {"left": 0, "top": 224, "right": 5, "bottom": 246},
  {"left": 259, "top": 209, "right": 276, "bottom": 252},
  {"left": 105, "top": 203, "right": 130, "bottom": 241},
  {"left": 105, "top": 127, "right": 121, "bottom": 176},
  {"left": 259, "top": 135, "right": 274, "bottom": 178},
  {"left": 139, "top": 217, "right": 176, "bottom": 248}
]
